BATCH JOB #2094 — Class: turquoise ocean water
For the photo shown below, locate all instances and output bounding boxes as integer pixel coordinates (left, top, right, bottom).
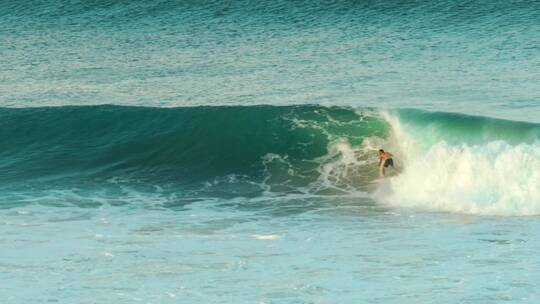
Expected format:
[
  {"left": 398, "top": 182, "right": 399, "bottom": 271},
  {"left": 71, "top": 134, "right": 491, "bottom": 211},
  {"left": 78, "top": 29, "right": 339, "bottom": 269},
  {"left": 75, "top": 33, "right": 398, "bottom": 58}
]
[{"left": 1, "top": 1, "right": 540, "bottom": 303}]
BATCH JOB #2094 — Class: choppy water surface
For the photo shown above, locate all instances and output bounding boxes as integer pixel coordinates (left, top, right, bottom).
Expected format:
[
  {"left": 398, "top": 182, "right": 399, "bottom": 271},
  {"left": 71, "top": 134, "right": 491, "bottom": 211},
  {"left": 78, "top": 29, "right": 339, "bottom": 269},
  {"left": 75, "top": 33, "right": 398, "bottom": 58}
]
[
  {"left": 3, "top": 199, "right": 540, "bottom": 303},
  {"left": 1, "top": 0, "right": 539, "bottom": 121},
  {"left": 1, "top": 0, "right": 540, "bottom": 303}
]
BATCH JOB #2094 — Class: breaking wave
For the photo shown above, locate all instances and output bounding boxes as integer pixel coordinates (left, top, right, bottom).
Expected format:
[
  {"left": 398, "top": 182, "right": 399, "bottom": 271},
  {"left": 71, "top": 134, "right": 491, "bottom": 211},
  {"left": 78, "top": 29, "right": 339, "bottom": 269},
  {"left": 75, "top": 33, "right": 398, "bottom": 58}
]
[{"left": 1, "top": 105, "right": 539, "bottom": 215}]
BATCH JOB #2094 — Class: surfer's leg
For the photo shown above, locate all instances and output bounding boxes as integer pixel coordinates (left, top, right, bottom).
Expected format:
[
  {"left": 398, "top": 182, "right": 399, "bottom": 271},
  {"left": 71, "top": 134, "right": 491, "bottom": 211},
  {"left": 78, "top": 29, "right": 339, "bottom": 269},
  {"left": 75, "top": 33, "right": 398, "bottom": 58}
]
[{"left": 379, "top": 164, "right": 385, "bottom": 177}]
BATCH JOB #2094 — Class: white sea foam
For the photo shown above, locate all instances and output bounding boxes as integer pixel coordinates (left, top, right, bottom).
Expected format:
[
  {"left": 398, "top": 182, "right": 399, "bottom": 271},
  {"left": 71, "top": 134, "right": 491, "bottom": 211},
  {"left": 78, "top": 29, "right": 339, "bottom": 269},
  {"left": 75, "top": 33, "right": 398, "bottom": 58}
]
[
  {"left": 377, "top": 113, "right": 540, "bottom": 215},
  {"left": 253, "top": 234, "right": 281, "bottom": 240}
]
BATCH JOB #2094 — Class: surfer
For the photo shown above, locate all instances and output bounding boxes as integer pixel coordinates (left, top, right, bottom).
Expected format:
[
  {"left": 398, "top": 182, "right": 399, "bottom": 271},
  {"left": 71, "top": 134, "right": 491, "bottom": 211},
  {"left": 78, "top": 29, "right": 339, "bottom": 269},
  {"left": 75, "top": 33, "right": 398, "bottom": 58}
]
[{"left": 378, "top": 149, "right": 396, "bottom": 177}]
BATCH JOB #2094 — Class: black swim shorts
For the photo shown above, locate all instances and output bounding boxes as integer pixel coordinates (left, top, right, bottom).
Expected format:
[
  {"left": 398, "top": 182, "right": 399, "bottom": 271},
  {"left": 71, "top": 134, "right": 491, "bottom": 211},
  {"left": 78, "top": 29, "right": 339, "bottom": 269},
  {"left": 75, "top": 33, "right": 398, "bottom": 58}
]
[{"left": 383, "top": 158, "right": 394, "bottom": 168}]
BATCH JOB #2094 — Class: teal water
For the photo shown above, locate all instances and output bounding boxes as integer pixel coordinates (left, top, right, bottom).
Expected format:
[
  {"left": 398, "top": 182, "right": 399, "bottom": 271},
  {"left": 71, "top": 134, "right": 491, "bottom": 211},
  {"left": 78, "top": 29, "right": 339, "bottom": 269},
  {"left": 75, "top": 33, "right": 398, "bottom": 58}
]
[
  {"left": 1, "top": 1, "right": 540, "bottom": 303},
  {"left": 2, "top": 0, "right": 539, "bottom": 121}
]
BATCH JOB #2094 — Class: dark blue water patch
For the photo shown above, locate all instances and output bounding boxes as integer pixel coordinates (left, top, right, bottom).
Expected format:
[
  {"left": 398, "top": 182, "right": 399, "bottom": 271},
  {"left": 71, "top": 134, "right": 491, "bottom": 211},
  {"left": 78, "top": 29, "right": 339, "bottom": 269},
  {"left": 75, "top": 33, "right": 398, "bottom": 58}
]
[{"left": 2, "top": 0, "right": 538, "bottom": 34}]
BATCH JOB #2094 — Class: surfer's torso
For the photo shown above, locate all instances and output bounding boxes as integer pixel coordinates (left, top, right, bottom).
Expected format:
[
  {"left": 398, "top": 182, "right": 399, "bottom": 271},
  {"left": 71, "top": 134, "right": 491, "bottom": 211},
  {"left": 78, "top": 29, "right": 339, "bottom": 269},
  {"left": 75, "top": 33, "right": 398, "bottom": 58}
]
[{"left": 379, "top": 151, "right": 394, "bottom": 168}]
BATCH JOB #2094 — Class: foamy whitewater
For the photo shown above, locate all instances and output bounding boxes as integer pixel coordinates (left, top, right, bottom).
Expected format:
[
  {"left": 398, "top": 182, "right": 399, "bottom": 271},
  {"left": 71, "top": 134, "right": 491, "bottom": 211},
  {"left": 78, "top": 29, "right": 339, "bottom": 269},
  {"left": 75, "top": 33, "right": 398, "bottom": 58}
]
[
  {"left": 379, "top": 111, "right": 540, "bottom": 215},
  {"left": 1, "top": 0, "right": 540, "bottom": 303}
]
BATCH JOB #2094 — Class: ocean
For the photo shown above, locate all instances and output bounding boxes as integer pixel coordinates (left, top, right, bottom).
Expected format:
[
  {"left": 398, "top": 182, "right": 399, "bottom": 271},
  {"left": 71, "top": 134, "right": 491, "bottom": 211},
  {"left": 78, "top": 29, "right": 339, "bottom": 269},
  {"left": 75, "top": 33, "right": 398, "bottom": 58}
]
[{"left": 1, "top": 0, "right": 539, "bottom": 303}]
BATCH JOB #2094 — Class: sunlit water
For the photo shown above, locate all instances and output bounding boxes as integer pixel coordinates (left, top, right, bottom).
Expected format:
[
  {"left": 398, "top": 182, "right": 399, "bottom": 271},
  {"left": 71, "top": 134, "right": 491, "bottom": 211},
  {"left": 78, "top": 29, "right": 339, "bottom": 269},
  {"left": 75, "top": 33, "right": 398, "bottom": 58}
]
[
  {"left": 1, "top": 0, "right": 540, "bottom": 303},
  {"left": 3, "top": 198, "right": 539, "bottom": 303}
]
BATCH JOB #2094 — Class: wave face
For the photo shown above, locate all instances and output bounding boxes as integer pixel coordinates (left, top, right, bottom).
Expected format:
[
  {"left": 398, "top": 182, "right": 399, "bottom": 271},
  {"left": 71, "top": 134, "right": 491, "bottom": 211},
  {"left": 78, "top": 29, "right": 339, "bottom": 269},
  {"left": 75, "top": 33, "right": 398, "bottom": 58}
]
[
  {"left": 2, "top": 105, "right": 540, "bottom": 215},
  {"left": 0, "top": 105, "right": 386, "bottom": 196}
]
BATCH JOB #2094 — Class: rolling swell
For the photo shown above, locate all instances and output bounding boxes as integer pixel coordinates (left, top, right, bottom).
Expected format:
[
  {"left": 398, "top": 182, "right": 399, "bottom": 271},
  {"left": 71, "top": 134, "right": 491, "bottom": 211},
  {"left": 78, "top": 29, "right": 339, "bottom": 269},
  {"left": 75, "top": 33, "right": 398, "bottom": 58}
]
[{"left": 2, "top": 0, "right": 538, "bottom": 118}]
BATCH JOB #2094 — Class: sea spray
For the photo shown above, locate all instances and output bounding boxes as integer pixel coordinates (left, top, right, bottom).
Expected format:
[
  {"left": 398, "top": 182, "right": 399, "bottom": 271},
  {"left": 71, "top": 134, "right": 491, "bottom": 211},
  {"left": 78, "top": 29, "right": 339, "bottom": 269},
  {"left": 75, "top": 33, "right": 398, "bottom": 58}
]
[{"left": 379, "top": 111, "right": 540, "bottom": 215}]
